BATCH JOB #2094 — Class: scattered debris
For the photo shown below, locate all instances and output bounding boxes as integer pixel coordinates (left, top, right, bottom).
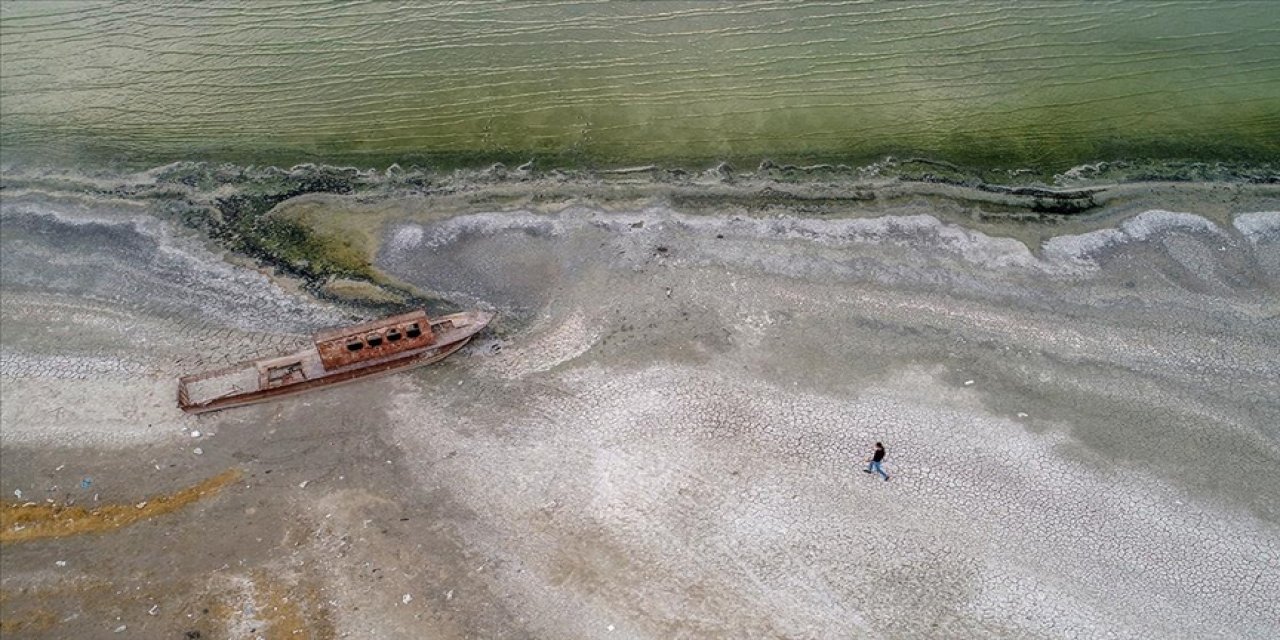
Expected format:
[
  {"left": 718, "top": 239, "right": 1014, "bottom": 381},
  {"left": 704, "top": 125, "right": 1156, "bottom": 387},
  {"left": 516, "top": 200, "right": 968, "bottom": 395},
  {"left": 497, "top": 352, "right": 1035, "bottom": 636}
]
[
  {"left": 401, "top": 593, "right": 413, "bottom": 605},
  {"left": 193, "top": 448, "right": 204, "bottom": 456},
  {"left": 298, "top": 481, "right": 308, "bottom": 489},
  {"left": 80, "top": 478, "right": 93, "bottom": 489},
  {"left": 963, "top": 380, "right": 975, "bottom": 386},
  {"left": 135, "top": 502, "right": 148, "bottom": 509},
  {"left": 114, "top": 625, "right": 127, "bottom": 633},
  {"left": 191, "top": 430, "right": 201, "bottom": 438},
  {"left": 1017, "top": 412, "right": 1029, "bottom": 418},
  {"left": 55, "top": 560, "right": 67, "bottom": 567},
  {"left": 13, "top": 489, "right": 22, "bottom": 500},
  {"left": 149, "top": 605, "right": 159, "bottom": 616}
]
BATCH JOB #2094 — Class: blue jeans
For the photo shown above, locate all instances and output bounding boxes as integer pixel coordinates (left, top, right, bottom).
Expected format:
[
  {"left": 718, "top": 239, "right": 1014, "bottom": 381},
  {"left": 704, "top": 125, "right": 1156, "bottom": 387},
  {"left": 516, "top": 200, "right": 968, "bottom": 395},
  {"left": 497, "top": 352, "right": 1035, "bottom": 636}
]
[{"left": 866, "top": 460, "right": 888, "bottom": 480}]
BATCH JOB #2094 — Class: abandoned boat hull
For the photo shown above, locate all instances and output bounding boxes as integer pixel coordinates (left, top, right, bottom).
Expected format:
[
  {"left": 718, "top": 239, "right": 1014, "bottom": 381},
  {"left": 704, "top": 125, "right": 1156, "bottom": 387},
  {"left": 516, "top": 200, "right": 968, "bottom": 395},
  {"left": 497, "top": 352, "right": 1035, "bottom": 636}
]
[{"left": 178, "top": 310, "right": 491, "bottom": 414}]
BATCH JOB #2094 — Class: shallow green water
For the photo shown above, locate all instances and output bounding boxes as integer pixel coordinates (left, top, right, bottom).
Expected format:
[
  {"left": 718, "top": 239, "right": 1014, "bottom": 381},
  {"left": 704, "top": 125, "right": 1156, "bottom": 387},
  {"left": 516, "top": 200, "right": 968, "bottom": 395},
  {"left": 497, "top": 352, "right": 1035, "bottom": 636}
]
[{"left": 2, "top": 1, "right": 1278, "bottom": 170}]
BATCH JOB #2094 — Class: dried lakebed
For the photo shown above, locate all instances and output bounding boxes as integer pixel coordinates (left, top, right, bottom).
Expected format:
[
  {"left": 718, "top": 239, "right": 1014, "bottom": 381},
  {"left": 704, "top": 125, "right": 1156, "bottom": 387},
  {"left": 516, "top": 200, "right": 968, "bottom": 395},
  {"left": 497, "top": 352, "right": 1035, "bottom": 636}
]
[{"left": 1, "top": 191, "right": 1278, "bottom": 638}]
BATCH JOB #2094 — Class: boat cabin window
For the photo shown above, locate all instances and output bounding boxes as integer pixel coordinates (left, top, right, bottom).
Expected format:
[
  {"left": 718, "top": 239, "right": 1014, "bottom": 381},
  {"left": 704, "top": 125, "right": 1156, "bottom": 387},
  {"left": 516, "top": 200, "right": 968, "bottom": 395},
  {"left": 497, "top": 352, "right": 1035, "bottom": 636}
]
[
  {"left": 366, "top": 333, "right": 384, "bottom": 347},
  {"left": 346, "top": 340, "right": 364, "bottom": 352},
  {"left": 387, "top": 329, "right": 403, "bottom": 342},
  {"left": 406, "top": 323, "right": 422, "bottom": 338}
]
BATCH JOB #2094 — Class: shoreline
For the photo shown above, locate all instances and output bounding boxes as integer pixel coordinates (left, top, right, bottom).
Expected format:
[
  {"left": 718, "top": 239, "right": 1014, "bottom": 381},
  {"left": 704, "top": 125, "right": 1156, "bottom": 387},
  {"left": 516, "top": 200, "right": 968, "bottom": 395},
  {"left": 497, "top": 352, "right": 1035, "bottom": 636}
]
[{"left": 2, "top": 162, "right": 1278, "bottom": 638}]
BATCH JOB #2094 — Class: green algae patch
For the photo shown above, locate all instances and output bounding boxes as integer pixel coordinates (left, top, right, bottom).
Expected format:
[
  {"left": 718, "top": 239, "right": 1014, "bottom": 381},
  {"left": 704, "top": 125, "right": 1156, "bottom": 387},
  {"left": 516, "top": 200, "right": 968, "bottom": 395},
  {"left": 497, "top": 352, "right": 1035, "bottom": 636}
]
[
  {"left": 259, "top": 197, "right": 407, "bottom": 289},
  {"left": 250, "top": 213, "right": 373, "bottom": 280},
  {"left": 320, "top": 277, "right": 406, "bottom": 304}
]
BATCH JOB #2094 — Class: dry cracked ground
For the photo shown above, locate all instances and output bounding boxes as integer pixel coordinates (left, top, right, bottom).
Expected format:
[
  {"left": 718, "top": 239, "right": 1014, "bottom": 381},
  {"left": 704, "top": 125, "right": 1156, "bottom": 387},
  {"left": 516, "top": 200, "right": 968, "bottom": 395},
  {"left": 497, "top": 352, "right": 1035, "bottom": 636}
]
[{"left": 1, "top": 189, "right": 1279, "bottom": 639}]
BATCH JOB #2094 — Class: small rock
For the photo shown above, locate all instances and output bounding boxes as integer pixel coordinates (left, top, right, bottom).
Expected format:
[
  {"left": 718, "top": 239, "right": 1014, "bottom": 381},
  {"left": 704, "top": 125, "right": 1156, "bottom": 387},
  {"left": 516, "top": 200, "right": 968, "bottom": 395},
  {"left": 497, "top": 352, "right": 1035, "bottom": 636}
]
[
  {"left": 298, "top": 481, "right": 308, "bottom": 489},
  {"left": 136, "top": 501, "right": 148, "bottom": 509},
  {"left": 402, "top": 593, "right": 413, "bottom": 605},
  {"left": 114, "top": 625, "right": 127, "bottom": 633},
  {"left": 193, "top": 447, "right": 203, "bottom": 456}
]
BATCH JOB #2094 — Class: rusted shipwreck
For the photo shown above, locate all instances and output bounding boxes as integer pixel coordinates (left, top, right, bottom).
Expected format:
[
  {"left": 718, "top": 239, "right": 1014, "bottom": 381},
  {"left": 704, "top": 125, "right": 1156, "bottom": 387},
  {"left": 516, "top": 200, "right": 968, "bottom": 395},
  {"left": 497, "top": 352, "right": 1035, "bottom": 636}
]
[{"left": 178, "top": 309, "right": 493, "bottom": 414}]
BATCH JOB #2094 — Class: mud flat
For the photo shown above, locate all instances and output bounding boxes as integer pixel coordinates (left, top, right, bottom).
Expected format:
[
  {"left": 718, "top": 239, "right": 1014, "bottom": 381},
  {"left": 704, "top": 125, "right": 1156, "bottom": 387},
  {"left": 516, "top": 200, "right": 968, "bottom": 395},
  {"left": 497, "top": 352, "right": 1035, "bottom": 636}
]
[{"left": 1, "top": 177, "right": 1278, "bottom": 638}]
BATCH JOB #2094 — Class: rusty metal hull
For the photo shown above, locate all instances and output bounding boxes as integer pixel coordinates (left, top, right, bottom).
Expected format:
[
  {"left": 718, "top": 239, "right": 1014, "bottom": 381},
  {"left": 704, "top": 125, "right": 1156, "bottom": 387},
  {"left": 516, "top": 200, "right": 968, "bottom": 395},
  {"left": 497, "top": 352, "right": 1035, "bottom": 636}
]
[{"left": 177, "top": 310, "right": 491, "bottom": 414}]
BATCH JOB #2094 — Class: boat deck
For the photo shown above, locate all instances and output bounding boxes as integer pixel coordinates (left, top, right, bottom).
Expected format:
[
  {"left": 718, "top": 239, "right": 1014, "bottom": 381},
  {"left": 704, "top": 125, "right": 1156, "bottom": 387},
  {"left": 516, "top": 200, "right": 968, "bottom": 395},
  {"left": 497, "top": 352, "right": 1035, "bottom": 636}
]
[
  {"left": 180, "top": 350, "right": 327, "bottom": 408},
  {"left": 181, "top": 366, "right": 263, "bottom": 406}
]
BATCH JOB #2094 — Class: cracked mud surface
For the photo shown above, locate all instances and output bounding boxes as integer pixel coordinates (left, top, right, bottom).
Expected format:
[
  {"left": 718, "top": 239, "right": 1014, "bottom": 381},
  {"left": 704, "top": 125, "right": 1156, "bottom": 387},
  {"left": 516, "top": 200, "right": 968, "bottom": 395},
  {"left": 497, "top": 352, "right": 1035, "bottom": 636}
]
[{"left": 2, "top": 189, "right": 1278, "bottom": 638}]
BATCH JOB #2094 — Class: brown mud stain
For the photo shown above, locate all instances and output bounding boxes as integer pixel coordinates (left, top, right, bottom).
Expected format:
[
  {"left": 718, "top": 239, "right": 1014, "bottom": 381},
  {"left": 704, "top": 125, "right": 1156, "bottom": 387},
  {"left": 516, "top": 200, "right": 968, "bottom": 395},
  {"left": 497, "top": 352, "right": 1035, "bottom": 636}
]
[
  {"left": 0, "top": 580, "right": 114, "bottom": 636},
  {"left": 196, "top": 571, "right": 335, "bottom": 640},
  {"left": 0, "top": 468, "right": 242, "bottom": 543},
  {"left": 0, "top": 608, "right": 57, "bottom": 635},
  {"left": 252, "top": 570, "right": 336, "bottom": 640}
]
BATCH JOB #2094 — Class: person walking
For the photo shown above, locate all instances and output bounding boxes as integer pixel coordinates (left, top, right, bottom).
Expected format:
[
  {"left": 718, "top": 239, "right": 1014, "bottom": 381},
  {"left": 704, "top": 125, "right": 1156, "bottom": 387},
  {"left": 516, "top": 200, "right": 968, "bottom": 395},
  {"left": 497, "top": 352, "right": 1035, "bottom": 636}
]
[{"left": 864, "top": 442, "right": 889, "bottom": 481}]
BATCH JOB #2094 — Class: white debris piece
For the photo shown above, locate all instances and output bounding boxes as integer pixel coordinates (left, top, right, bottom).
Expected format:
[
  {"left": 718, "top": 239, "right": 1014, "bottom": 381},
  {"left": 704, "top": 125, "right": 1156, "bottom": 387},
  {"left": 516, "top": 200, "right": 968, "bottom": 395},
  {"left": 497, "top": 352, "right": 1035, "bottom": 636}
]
[
  {"left": 402, "top": 593, "right": 413, "bottom": 604},
  {"left": 963, "top": 379, "right": 975, "bottom": 386},
  {"left": 191, "top": 430, "right": 201, "bottom": 438}
]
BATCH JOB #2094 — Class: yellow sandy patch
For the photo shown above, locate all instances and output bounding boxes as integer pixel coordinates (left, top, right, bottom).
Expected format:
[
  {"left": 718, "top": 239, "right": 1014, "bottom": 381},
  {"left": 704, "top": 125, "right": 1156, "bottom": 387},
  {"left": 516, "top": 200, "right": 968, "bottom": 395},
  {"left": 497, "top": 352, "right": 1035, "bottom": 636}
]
[
  {"left": 0, "top": 468, "right": 241, "bottom": 543},
  {"left": 0, "top": 607, "right": 56, "bottom": 635},
  {"left": 252, "top": 570, "right": 336, "bottom": 640}
]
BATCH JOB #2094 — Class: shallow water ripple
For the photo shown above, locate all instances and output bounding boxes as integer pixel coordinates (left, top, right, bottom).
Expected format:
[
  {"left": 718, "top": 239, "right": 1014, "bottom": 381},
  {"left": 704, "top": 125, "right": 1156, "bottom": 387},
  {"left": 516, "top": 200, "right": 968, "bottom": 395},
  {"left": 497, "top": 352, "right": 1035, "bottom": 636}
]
[{"left": 2, "top": 1, "right": 1277, "bottom": 167}]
